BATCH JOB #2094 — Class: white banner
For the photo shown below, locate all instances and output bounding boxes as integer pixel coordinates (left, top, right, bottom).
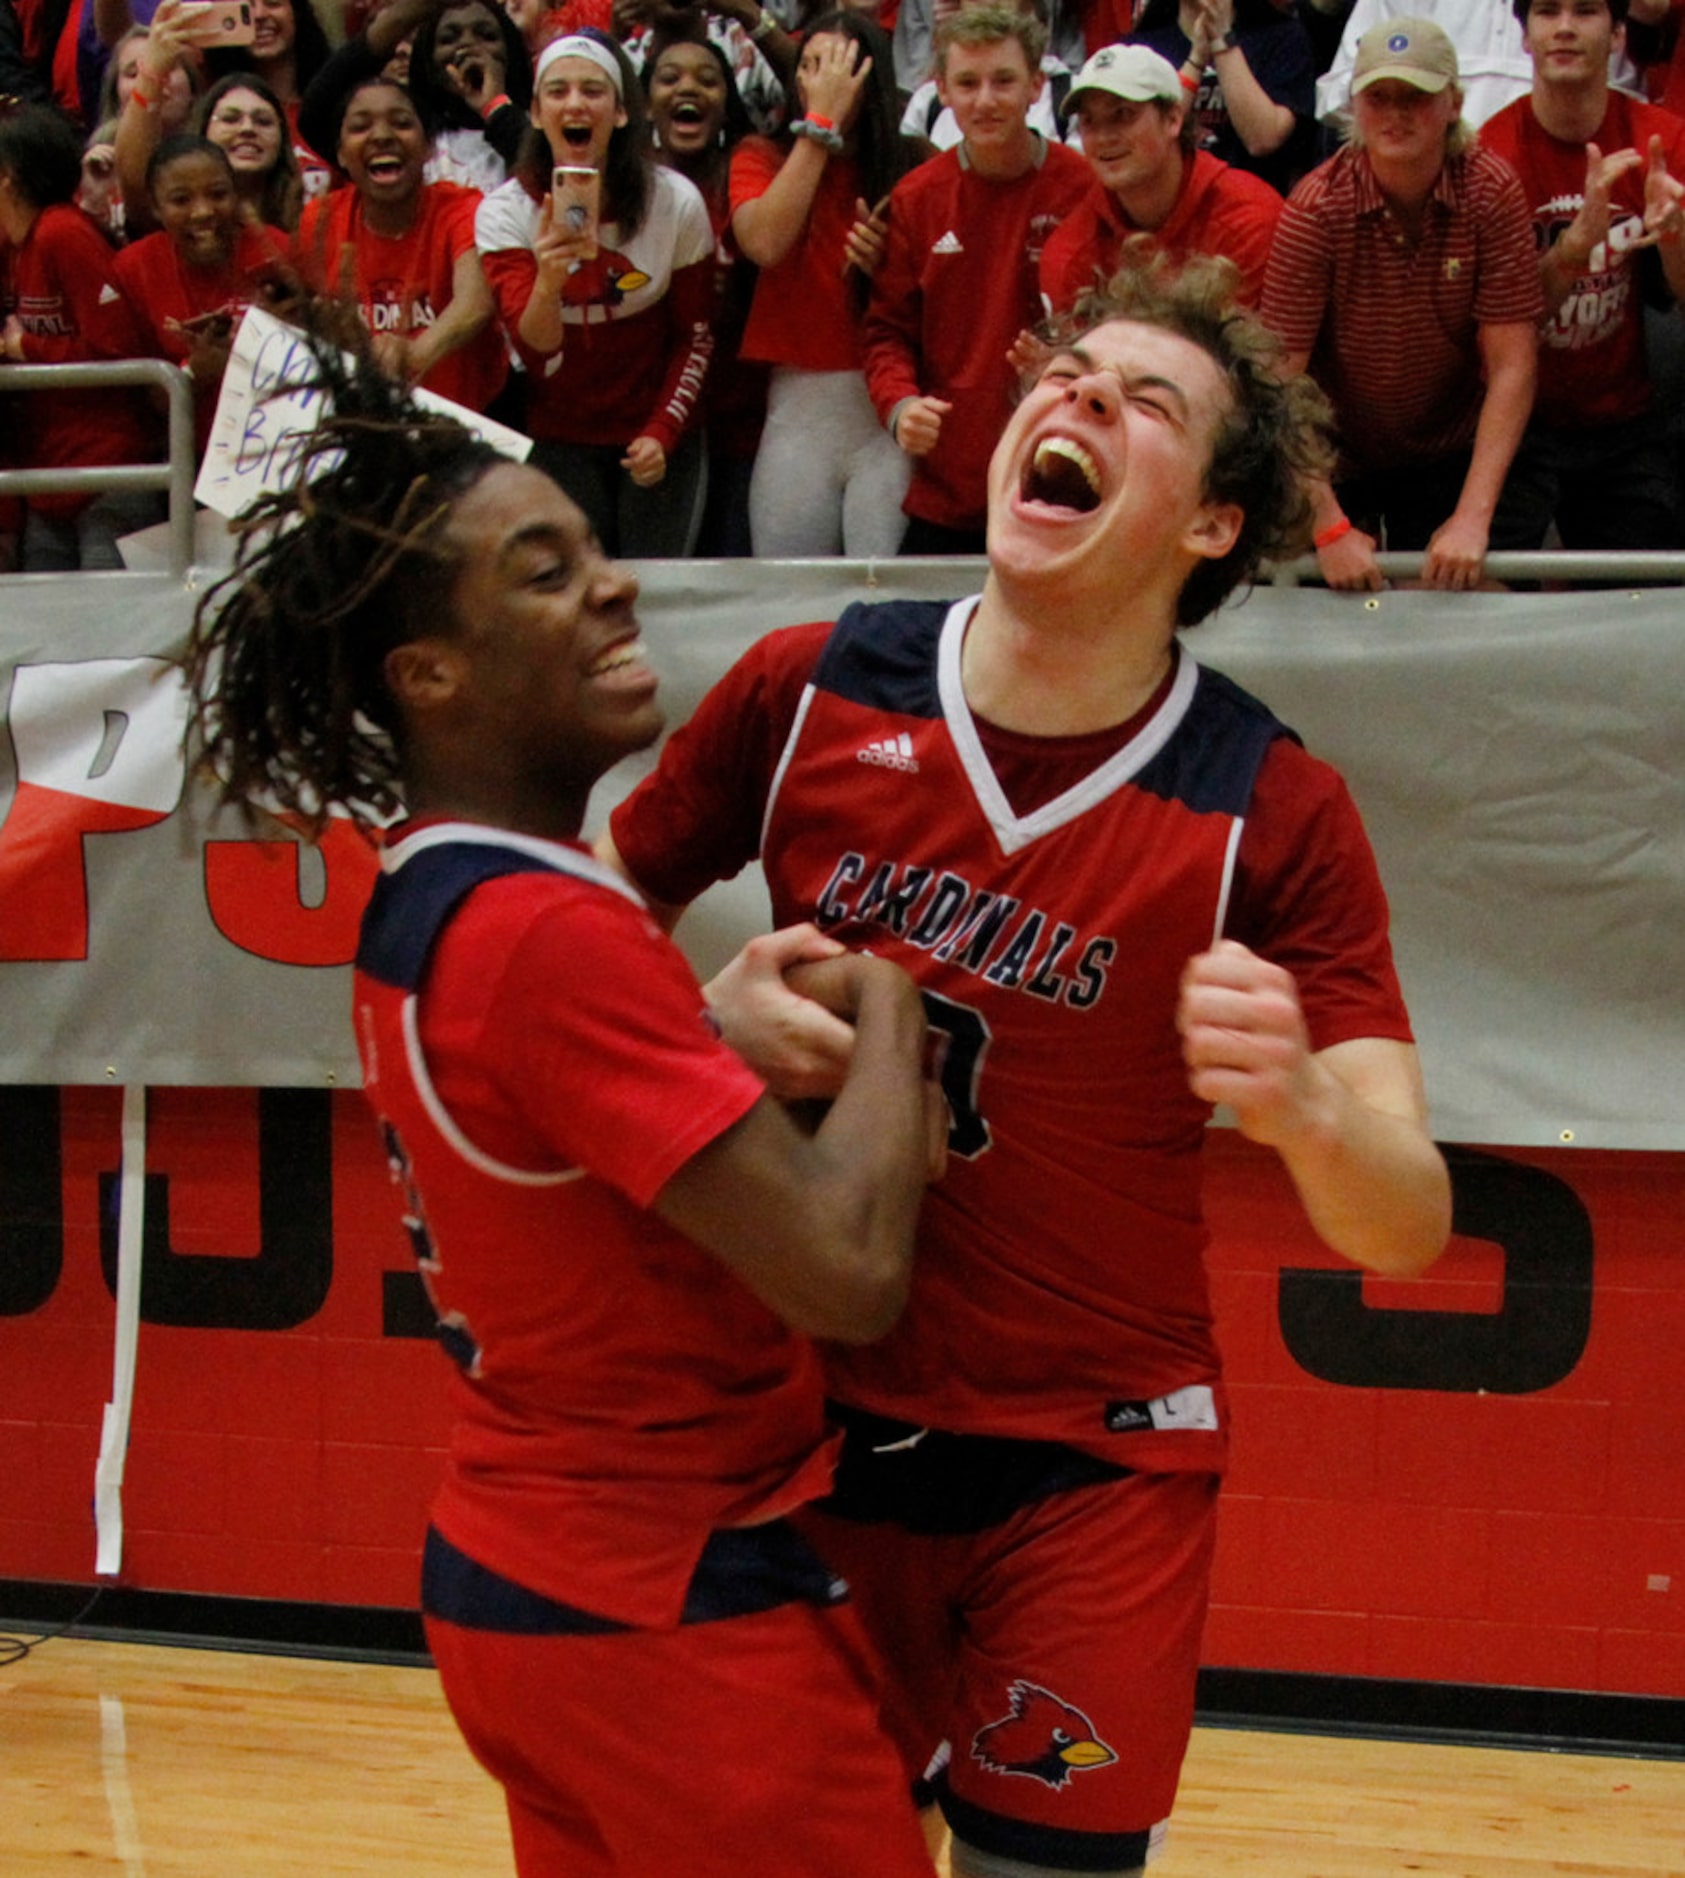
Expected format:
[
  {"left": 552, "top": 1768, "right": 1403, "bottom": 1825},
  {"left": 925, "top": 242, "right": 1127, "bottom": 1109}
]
[
  {"left": 195, "top": 307, "right": 530, "bottom": 519},
  {"left": 0, "top": 560, "right": 1680, "bottom": 1149}
]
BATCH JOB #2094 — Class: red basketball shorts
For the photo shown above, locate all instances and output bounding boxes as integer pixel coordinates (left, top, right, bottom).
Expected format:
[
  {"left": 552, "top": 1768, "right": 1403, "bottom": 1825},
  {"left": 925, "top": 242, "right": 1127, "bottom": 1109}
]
[
  {"left": 802, "top": 1466, "right": 1220, "bottom": 1873},
  {"left": 425, "top": 1591, "right": 934, "bottom": 1877}
]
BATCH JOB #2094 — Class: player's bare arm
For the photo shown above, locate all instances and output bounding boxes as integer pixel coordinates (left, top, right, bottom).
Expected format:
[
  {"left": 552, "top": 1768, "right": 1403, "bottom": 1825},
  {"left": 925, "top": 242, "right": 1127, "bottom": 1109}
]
[
  {"left": 654, "top": 952, "right": 933, "bottom": 1342},
  {"left": 1178, "top": 939, "right": 1450, "bottom": 1277}
]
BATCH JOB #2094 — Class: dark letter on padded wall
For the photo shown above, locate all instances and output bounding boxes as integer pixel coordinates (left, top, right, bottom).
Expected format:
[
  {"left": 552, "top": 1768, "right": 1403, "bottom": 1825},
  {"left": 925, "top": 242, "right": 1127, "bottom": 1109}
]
[
  {"left": 0, "top": 1087, "right": 64, "bottom": 1316},
  {"left": 1278, "top": 1145, "right": 1594, "bottom": 1394},
  {"left": 98, "top": 1089, "right": 334, "bottom": 1330}
]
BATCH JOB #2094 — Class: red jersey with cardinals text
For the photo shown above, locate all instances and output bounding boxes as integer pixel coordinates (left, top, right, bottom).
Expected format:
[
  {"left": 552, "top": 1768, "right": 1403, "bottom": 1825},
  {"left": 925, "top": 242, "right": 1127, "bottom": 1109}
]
[
  {"left": 612, "top": 602, "right": 1411, "bottom": 1476},
  {"left": 1480, "top": 93, "right": 1685, "bottom": 428},
  {"left": 293, "top": 181, "right": 508, "bottom": 414},
  {"left": 353, "top": 823, "right": 837, "bottom": 1628}
]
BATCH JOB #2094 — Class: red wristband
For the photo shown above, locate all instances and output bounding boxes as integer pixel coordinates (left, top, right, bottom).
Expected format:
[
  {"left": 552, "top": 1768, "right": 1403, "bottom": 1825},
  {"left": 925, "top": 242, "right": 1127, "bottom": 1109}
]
[
  {"left": 1179, "top": 71, "right": 1199, "bottom": 92},
  {"left": 129, "top": 82, "right": 156, "bottom": 111},
  {"left": 805, "top": 111, "right": 836, "bottom": 132},
  {"left": 482, "top": 92, "right": 512, "bottom": 118},
  {"left": 1314, "top": 517, "right": 1353, "bottom": 550}
]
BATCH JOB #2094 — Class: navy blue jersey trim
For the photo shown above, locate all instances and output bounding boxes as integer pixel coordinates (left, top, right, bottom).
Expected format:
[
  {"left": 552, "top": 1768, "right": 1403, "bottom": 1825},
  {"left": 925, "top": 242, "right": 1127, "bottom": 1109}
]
[
  {"left": 358, "top": 846, "right": 563, "bottom": 993},
  {"left": 1131, "top": 662, "right": 1300, "bottom": 819},
  {"left": 808, "top": 602, "right": 1296, "bottom": 821},
  {"left": 810, "top": 599, "right": 949, "bottom": 719},
  {"left": 819, "top": 1403, "right": 1131, "bottom": 1536},
  {"left": 938, "top": 1777, "right": 1152, "bottom": 1873},
  {"left": 420, "top": 1522, "right": 848, "bottom": 1635}
]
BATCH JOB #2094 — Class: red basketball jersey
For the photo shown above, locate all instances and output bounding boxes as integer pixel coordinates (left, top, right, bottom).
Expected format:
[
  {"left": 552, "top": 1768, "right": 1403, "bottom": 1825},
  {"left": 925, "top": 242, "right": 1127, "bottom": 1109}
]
[
  {"left": 615, "top": 600, "right": 1411, "bottom": 1476},
  {"left": 353, "top": 822, "right": 836, "bottom": 1626}
]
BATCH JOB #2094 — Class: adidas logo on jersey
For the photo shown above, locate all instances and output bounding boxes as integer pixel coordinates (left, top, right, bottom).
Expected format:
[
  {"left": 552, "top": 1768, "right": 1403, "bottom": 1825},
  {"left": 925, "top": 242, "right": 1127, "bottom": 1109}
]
[
  {"left": 858, "top": 732, "right": 919, "bottom": 773},
  {"left": 931, "top": 230, "right": 964, "bottom": 255}
]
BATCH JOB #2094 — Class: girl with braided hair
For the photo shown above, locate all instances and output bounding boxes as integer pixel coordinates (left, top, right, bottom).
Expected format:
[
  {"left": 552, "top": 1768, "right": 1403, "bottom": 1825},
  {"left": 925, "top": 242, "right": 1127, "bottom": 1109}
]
[{"left": 184, "top": 346, "right": 941, "bottom": 1878}]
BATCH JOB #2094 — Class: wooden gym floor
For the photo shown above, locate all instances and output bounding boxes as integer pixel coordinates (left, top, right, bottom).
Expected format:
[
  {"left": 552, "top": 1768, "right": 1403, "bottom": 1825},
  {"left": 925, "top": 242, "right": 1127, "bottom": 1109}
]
[{"left": 4, "top": 1636, "right": 1682, "bottom": 1875}]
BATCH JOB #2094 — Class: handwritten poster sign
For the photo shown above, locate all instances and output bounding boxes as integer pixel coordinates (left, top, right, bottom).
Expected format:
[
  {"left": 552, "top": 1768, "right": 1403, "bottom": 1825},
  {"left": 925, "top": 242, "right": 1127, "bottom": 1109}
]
[{"left": 195, "top": 307, "right": 530, "bottom": 519}]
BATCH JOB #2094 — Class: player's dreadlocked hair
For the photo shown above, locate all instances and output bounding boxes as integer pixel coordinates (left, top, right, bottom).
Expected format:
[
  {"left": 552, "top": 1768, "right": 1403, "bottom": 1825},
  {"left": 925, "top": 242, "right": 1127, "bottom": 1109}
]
[
  {"left": 183, "top": 330, "right": 504, "bottom": 837},
  {"left": 1049, "top": 242, "right": 1336, "bottom": 628}
]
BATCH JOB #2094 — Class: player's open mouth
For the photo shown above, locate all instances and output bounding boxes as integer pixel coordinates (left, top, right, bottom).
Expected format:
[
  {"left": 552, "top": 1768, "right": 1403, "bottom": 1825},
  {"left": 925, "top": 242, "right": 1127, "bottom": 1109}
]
[
  {"left": 586, "top": 638, "right": 647, "bottom": 679},
  {"left": 365, "top": 154, "right": 406, "bottom": 180},
  {"left": 561, "top": 125, "right": 595, "bottom": 149},
  {"left": 1020, "top": 436, "right": 1102, "bottom": 514},
  {"left": 670, "top": 101, "right": 705, "bottom": 125}
]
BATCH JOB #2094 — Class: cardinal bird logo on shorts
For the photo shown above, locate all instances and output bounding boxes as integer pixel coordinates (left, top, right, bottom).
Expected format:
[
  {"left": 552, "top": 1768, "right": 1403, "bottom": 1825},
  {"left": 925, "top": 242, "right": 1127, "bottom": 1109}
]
[{"left": 971, "top": 1682, "right": 1118, "bottom": 1789}]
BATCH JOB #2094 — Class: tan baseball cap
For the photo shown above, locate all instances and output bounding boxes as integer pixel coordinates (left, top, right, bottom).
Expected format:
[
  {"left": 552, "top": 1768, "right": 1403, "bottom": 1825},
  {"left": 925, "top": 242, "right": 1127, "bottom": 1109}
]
[{"left": 1350, "top": 17, "right": 1460, "bottom": 95}]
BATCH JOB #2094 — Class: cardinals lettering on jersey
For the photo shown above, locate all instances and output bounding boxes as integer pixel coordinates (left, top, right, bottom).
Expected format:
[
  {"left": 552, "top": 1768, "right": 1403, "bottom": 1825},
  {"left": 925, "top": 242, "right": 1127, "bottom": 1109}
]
[
  {"left": 972, "top": 1682, "right": 1118, "bottom": 1790},
  {"left": 815, "top": 851, "right": 1116, "bottom": 1010}
]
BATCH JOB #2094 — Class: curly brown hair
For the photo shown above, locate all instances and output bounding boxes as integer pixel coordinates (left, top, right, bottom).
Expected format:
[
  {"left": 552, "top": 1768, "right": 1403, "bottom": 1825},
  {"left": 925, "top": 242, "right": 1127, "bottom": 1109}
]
[{"left": 1048, "top": 243, "right": 1335, "bottom": 626}]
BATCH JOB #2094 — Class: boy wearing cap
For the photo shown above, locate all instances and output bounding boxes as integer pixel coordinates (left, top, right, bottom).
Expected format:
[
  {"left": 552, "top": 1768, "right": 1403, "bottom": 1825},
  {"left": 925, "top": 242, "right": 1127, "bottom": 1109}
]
[
  {"left": 1262, "top": 16, "right": 1542, "bottom": 590},
  {"left": 1479, "top": 0, "right": 1685, "bottom": 549},
  {"left": 863, "top": 0, "right": 1090, "bottom": 554},
  {"left": 1039, "top": 42, "right": 1285, "bottom": 313}
]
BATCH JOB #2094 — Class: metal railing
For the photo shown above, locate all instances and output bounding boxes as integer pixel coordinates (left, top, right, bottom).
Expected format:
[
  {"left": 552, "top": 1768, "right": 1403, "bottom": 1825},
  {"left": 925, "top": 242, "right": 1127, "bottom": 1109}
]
[
  {"left": 1268, "top": 548, "right": 1685, "bottom": 586},
  {"left": 2, "top": 362, "right": 1683, "bottom": 591},
  {"left": 0, "top": 359, "right": 197, "bottom": 580}
]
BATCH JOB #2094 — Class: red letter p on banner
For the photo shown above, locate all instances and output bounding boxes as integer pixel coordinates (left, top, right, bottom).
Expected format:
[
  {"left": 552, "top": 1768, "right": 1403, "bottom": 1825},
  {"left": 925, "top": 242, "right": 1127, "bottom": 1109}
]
[{"left": 0, "top": 659, "right": 187, "bottom": 961}]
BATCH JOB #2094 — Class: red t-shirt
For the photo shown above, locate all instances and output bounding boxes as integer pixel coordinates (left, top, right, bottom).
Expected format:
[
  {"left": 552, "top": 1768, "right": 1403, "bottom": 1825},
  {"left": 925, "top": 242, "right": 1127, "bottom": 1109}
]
[
  {"left": 294, "top": 181, "right": 508, "bottom": 413},
  {"left": 1480, "top": 92, "right": 1685, "bottom": 428},
  {"left": 731, "top": 138, "right": 870, "bottom": 371},
  {"left": 1, "top": 202, "right": 155, "bottom": 517},
  {"left": 114, "top": 222, "right": 291, "bottom": 457}
]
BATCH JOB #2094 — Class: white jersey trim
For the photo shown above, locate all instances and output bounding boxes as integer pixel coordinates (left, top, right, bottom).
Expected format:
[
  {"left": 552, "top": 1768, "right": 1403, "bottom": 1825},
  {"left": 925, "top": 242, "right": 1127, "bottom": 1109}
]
[
  {"left": 381, "top": 820, "right": 647, "bottom": 907},
  {"left": 762, "top": 681, "right": 819, "bottom": 857},
  {"left": 1212, "top": 815, "right": 1245, "bottom": 943},
  {"left": 937, "top": 597, "right": 1202, "bottom": 856},
  {"left": 400, "top": 993, "right": 584, "bottom": 1188},
  {"left": 382, "top": 821, "right": 632, "bottom": 1186}
]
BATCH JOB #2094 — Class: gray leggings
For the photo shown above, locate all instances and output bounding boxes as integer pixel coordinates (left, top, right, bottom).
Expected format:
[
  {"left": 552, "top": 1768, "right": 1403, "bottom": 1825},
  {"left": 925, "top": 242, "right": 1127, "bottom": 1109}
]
[{"left": 748, "top": 366, "right": 910, "bottom": 558}]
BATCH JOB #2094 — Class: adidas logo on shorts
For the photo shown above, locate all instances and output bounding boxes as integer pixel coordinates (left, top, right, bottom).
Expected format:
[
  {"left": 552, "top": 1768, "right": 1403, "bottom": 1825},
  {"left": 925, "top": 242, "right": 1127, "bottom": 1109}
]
[
  {"left": 858, "top": 732, "right": 919, "bottom": 772},
  {"left": 931, "top": 230, "right": 964, "bottom": 255}
]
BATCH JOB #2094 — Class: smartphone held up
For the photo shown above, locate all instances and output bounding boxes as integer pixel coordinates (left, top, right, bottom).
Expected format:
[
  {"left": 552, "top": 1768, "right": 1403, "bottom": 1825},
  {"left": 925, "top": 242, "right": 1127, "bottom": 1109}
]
[{"left": 552, "top": 165, "right": 600, "bottom": 259}]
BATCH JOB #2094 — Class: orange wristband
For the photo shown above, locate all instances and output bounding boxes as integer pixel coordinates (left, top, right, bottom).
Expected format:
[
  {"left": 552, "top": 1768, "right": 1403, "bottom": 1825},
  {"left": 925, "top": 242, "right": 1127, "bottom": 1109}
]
[{"left": 1314, "top": 517, "right": 1353, "bottom": 549}]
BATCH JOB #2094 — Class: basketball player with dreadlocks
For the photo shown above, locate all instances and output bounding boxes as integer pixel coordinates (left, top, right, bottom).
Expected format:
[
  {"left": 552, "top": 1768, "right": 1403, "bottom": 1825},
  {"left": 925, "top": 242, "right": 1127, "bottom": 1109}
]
[
  {"left": 183, "top": 346, "right": 943, "bottom": 1878},
  {"left": 603, "top": 258, "right": 1452, "bottom": 1876}
]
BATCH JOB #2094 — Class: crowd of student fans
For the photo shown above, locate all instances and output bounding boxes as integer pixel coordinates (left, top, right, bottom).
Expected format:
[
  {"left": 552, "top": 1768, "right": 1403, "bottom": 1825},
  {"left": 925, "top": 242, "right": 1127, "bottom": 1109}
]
[{"left": 3, "top": 0, "right": 1684, "bottom": 581}]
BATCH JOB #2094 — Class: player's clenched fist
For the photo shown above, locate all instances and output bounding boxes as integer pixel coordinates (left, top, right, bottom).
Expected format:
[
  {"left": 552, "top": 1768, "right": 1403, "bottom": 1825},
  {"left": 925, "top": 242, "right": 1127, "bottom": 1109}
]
[{"left": 1177, "top": 939, "right": 1325, "bottom": 1147}]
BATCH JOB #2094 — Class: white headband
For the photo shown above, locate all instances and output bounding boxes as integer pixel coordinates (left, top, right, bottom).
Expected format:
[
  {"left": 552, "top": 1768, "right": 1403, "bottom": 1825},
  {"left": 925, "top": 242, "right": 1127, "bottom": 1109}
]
[{"left": 534, "top": 35, "right": 625, "bottom": 97}]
